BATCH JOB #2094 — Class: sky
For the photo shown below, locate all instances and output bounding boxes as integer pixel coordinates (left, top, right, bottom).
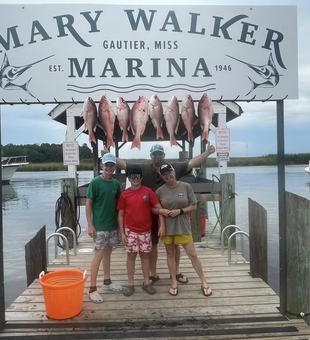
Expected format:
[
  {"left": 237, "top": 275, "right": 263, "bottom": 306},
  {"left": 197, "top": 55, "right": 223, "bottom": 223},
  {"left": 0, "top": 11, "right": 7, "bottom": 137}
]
[{"left": 0, "top": 0, "right": 309, "bottom": 160}]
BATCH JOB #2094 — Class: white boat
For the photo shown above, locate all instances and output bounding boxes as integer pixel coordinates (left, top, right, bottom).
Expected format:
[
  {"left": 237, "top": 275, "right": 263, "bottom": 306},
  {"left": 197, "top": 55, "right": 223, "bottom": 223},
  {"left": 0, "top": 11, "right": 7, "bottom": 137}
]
[
  {"left": 305, "top": 160, "right": 310, "bottom": 174},
  {"left": 1, "top": 156, "right": 29, "bottom": 184}
]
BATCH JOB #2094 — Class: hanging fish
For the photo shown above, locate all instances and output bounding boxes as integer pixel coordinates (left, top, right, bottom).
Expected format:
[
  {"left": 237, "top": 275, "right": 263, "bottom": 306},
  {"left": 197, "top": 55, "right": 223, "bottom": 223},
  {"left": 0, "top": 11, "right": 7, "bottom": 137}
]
[
  {"left": 98, "top": 95, "right": 115, "bottom": 148},
  {"left": 148, "top": 94, "right": 164, "bottom": 140},
  {"left": 164, "top": 96, "right": 180, "bottom": 147},
  {"left": 198, "top": 92, "right": 214, "bottom": 142},
  {"left": 130, "top": 96, "right": 148, "bottom": 150},
  {"left": 116, "top": 97, "right": 130, "bottom": 142},
  {"left": 81, "top": 97, "right": 97, "bottom": 144},
  {"left": 181, "top": 94, "right": 196, "bottom": 142}
]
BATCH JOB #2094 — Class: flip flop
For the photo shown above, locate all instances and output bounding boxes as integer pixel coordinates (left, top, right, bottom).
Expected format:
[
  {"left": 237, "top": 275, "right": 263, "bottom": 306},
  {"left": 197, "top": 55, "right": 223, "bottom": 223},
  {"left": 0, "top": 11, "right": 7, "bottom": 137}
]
[
  {"left": 201, "top": 285, "right": 212, "bottom": 297},
  {"left": 169, "top": 287, "right": 178, "bottom": 296},
  {"left": 149, "top": 275, "right": 160, "bottom": 284},
  {"left": 170, "top": 273, "right": 189, "bottom": 283}
]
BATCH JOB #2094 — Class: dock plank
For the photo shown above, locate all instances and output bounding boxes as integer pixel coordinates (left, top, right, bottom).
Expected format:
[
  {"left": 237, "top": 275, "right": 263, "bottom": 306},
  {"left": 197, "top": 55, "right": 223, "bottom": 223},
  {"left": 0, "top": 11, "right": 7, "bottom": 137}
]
[{"left": 1, "top": 223, "right": 310, "bottom": 339}]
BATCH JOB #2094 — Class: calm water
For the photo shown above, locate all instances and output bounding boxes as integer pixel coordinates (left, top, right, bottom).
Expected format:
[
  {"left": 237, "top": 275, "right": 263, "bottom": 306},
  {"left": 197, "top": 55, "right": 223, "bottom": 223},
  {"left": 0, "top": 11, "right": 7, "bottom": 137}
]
[{"left": 2, "top": 166, "right": 310, "bottom": 308}]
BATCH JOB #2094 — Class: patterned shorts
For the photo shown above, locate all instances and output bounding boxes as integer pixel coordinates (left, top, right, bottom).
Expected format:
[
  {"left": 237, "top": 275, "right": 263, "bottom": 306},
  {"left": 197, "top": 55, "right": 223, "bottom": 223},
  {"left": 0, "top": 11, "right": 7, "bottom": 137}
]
[
  {"left": 124, "top": 227, "right": 152, "bottom": 253},
  {"left": 93, "top": 230, "right": 120, "bottom": 250}
]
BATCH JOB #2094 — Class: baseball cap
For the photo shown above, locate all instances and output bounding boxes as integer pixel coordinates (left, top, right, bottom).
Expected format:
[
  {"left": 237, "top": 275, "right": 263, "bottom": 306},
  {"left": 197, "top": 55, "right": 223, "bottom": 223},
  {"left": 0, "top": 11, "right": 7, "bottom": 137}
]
[
  {"left": 127, "top": 164, "right": 142, "bottom": 176},
  {"left": 150, "top": 144, "right": 164, "bottom": 154},
  {"left": 102, "top": 153, "right": 116, "bottom": 164},
  {"left": 160, "top": 163, "right": 175, "bottom": 174}
]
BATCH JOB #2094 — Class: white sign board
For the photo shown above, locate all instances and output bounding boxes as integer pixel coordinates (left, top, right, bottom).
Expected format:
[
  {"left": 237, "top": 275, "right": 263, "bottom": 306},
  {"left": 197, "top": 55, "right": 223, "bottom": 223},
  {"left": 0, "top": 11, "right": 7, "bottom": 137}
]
[
  {"left": 63, "top": 141, "right": 80, "bottom": 165},
  {"left": 216, "top": 128, "right": 230, "bottom": 152},
  {"left": 217, "top": 152, "right": 230, "bottom": 162},
  {"left": 0, "top": 5, "right": 298, "bottom": 104}
]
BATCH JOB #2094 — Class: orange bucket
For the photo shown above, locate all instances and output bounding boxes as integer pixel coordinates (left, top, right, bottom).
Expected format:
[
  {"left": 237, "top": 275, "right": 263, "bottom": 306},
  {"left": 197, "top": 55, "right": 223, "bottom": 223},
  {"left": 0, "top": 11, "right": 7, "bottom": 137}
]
[{"left": 39, "top": 269, "right": 87, "bottom": 320}]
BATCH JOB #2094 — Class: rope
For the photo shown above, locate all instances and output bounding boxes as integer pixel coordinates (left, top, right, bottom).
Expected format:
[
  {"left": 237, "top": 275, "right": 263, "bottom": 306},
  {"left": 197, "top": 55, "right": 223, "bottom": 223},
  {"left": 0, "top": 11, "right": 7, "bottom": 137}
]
[{"left": 55, "top": 183, "right": 81, "bottom": 249}]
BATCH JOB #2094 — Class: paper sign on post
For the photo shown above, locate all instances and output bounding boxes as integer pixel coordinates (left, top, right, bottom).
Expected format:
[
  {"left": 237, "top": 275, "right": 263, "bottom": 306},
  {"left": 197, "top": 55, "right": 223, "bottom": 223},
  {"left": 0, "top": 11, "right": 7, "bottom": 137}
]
[
  {"left": 215, "top": 128, "right": 230, "bottom": 152},
  {"left": 63, "top": 141, "right": 80, "bottom": 165}
]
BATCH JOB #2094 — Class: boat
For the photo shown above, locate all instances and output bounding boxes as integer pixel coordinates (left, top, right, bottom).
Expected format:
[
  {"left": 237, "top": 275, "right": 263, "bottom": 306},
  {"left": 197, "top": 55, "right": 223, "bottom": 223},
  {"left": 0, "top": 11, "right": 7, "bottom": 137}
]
[
  {"left": 1, "top": 156, "right": 29, "bottom": 184},
  {"left": 305, "top": 160, "right": 310, "bottom": 174}
]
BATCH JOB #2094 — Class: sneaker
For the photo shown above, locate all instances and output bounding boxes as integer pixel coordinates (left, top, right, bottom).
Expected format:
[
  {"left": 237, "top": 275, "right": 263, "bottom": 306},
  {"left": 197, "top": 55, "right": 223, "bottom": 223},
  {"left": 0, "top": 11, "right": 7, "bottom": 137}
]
[
  {"left": 102, "top": 282, "right": 123, "bottom": 292},
  {"left": 88, "top": 290, "right": 104, "bottom": 303}
]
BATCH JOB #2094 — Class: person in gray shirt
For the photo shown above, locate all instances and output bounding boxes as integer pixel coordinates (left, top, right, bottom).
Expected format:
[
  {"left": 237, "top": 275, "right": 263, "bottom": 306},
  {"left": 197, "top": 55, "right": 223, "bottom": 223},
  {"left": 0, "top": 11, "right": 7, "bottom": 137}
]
[{"left": 155, "top": 163, "right": 212, "bottom": 297}]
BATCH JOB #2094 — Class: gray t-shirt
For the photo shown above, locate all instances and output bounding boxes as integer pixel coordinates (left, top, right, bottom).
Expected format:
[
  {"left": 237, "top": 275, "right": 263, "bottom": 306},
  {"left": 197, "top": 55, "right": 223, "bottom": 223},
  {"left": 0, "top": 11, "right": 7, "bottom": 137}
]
[{"left": 156, "top": 181, "right": 197, "bottom": 235}]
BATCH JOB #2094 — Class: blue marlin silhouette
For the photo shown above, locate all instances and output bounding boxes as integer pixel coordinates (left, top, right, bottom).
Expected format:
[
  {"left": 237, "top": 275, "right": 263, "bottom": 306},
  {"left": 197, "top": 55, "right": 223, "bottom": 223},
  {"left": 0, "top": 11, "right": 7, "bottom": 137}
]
[
  {"left": 0, "top": 53, "right": 54, "bottom": 98},
  {"left": 226, "top": 53, "right": 280, "bottom": 96}
]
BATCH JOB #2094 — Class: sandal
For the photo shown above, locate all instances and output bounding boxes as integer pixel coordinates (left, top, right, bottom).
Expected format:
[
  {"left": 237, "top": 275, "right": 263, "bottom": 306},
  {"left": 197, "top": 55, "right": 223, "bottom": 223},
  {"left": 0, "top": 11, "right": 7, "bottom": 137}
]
[
  {"left": 123, "top": 285, "right": 134, "bottom": 297},
  {"left": 170, "top": 273, "right": 189, "bottom": 284},
  {"left": 169, "top": 287, "right": 178, "bottom": 296},
  {"left": 149, "top": 275, "right": 160, "bottom": 284},
  {"left": 88, "top": 290, "right": 104, "bottom": 303},
  {"left": 142, "top": 283, "right": 156, "bottom": 295},
  {"left": 201, "top": 285, "right": 212, "bottom": 297}
]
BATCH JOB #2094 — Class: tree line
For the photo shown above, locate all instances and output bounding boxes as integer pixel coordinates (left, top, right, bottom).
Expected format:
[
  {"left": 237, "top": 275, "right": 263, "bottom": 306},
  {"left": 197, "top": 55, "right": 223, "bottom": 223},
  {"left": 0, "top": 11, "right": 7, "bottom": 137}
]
[
  {"left": 2, "top": 143, "right": 92, "bottom": 163},
  {"left": 1, "top": 143, "right": 309, "bottom": 166}
]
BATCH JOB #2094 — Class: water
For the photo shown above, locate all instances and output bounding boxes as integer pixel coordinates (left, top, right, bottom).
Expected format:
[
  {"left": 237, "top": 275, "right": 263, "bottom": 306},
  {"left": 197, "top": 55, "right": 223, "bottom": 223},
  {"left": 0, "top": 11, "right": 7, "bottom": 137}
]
[{"left": 2, "top": 165, "right": 310, "bottom": 308}]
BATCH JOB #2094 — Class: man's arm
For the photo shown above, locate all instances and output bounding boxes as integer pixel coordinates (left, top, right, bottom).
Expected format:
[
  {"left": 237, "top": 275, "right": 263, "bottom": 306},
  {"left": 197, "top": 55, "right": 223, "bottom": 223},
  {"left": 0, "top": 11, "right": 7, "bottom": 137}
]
[
  {"left": 101, "top": 146, "right": 127, "bottom": 170},
  {"left": 187, "top": 141, "right": 215, "bottom": 171}
]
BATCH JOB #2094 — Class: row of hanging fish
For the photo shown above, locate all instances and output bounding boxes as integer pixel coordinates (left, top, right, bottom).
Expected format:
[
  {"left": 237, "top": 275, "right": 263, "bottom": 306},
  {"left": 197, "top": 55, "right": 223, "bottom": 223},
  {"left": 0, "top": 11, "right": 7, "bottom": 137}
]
[{"left": 81, "top": 93, "right": 214, "bottom": 150}]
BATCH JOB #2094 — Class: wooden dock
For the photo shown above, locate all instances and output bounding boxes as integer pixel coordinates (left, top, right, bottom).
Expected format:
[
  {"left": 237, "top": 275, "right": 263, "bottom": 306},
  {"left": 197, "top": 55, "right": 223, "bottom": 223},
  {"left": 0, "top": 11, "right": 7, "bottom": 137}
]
[{"left": 2, "top": 222, "right": 310, "bottom": 339}]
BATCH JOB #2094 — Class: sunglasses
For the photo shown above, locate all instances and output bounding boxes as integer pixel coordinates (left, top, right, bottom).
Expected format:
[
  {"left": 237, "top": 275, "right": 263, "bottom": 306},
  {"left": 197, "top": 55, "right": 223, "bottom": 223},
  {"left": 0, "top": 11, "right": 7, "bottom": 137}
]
[
  {"left": 150, "top": 145, "right": 164, "bottom": 152},
  {"left": 151, "top": 152, "right": 164, "bottom": 157},
  {"left": 128, "top": 174, "right": 142, "bottom": 180}
]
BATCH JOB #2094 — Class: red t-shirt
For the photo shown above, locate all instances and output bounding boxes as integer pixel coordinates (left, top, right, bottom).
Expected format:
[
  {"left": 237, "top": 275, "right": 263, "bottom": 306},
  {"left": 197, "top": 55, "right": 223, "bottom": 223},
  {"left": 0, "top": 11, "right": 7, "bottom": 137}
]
[{"left": 117, "top": 185, "right": 159, "bottom": 233}]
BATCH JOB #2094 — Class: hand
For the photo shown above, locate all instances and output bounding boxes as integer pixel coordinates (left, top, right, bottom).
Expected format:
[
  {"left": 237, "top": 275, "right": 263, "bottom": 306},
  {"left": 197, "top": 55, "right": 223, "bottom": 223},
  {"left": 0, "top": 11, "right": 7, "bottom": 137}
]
[
  {"left": 160, "top": 209, "right": 170, "bottom": 217},
  {"left": 158, "top": 225, "right": 166, "bottom": 238},
  {"left": 168, "top": 209, "right": 181, "bottom": 218},
  {"left": 88, "top": 225, "right": 96, "bottom": 238},
  {"left": 101, "top": 146, "right": 109, "bottom": 157},
  {"left": 207, "top": 141, "right": 215, "bottom": 155},
  {"left": 121, "top": 233, "right": 127, "bottom": 244}
]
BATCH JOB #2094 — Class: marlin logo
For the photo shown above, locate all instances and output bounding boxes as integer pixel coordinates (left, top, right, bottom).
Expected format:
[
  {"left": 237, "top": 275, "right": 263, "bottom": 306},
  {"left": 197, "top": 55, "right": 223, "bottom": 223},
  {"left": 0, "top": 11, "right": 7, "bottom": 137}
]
[
  {"left": 226, "top": 53, "right": 280, "bottom": 96},
  {"left": 0, "top": 53, "right": 54, "bottom": 98}
]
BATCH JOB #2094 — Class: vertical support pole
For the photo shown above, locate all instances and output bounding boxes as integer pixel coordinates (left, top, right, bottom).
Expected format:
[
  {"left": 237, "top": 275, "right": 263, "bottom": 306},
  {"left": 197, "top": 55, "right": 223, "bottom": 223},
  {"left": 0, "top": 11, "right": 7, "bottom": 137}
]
[
  {"left": 0, "top": 106, "right": 5, "bottom": 328},
  {"left": 216, "top": 106, "right": 228, "bottom": 175},
  {"left": 277, "top": 100, "right": 287, "bottom": 315},
  {"left": 66, "top": 109, "right": 78, "bottom": 182}
]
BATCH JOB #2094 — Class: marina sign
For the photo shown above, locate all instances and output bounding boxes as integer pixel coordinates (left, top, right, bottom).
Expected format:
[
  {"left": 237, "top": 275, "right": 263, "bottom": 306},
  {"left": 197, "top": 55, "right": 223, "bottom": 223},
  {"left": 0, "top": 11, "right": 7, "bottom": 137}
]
[{"left": 0, "top": 4, "right": 298, "bottom": 104}]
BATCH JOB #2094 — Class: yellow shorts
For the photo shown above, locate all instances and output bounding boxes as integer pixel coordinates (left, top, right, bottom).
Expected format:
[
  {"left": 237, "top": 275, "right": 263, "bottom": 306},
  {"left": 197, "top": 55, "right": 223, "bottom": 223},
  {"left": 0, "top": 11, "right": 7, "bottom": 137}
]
[{"left": 160, "top": 234, "right": 192, "bottom": 245}]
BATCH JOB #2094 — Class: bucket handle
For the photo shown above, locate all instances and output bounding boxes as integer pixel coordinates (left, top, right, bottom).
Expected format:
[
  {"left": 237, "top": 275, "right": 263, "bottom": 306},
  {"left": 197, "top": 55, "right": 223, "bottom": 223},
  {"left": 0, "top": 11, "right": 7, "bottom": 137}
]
[
  {"left": 39, "top": 271, "right": 45, "bottom": 279},
  {"left": 83, "top": 270, "right": 87, "bottom": 278}
]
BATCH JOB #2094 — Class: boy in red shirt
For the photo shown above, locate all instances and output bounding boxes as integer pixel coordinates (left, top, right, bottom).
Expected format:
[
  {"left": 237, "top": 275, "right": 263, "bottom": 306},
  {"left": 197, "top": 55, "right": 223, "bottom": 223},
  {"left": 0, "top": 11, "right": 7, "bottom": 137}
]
[{"left": 117, "top": 165, "right": 165, "bottom": 296}]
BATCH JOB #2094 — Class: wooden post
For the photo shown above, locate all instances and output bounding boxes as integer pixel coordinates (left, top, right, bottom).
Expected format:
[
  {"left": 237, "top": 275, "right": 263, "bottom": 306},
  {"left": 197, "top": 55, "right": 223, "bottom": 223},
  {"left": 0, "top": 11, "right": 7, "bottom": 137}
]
[
  {"left": 220, "top": 173, "right": 235, "bottom": 246},
  {"left": 0, "top": 106, "right": 5, "bottom": 329},
  {"left": 286, "top": 192, "right": 310, "bottom": 325},
  {"left": 25, "top": 226, "right": 47, "bottom": 286},
  {"left": 248, "top": 198, "right": 268, "bottom": 284}
]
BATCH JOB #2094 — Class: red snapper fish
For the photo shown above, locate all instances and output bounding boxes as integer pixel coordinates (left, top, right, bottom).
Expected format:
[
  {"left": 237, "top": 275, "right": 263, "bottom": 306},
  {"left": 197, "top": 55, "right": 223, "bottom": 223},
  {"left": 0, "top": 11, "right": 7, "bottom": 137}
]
[
  {"left": 98, "top": 95, "right": 115, "bottom": 148},
  {"left": 198, "top": 93, "right": 214, "bottom": 141},
  {"left": 148, "top": 94, "right": 164, "bottom": 140},
  {"left": 81, "top": 97, "right": 97, "bottom": 144},
  {"left": 164, "top": 96, "right": 180, "bottom": 146},
  {"left": 181, "top": 94, "right": 196, "bottom": 142},
  {"left": 130, "top": 96, "right": 148, "bottom": 150},
  {"left": 116, "top": 97, "right": 130, "bottom": 142}
]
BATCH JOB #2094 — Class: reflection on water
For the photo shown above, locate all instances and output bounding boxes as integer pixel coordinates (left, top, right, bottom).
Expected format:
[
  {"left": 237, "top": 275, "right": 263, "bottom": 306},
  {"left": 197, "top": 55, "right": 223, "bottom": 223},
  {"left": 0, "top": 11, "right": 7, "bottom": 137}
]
[{"left": 2, "top": 184, "right": 18, "bottom": 208}]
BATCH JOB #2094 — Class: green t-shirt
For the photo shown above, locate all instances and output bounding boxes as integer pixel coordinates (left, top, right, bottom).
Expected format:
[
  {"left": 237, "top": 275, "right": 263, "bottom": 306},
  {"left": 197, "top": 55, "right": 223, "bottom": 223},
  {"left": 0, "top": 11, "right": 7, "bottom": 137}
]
[{"left": 86, "top": 176, "right": 120, "bottom": 231}]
